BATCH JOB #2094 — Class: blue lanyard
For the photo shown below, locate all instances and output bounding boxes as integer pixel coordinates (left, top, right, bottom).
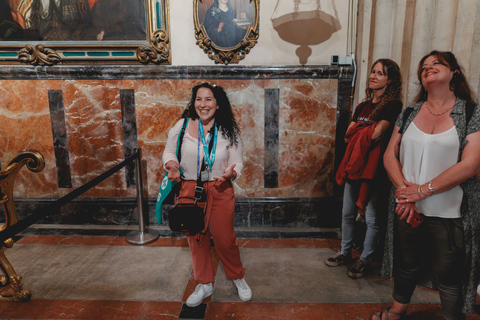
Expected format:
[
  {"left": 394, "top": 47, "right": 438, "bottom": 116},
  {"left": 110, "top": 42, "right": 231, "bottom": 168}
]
[{"left": 197, "top": 122, "right": 218, "bottom": 177}]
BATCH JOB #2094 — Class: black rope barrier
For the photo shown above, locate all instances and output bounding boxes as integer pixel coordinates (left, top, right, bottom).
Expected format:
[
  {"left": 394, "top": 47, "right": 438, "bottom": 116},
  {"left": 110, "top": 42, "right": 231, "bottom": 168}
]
[{"left": 0, "top": 152, "right": 140, "bottom": 244}]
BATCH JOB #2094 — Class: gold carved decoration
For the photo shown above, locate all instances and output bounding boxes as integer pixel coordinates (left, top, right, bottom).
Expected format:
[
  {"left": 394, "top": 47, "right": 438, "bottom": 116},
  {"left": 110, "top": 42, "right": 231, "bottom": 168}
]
[
  {"left": 0, "top": 150, "right": 45, "bottom": 302},
  {"left": 18, "top": 44, "right": 61, "bottom": 66},
  {"left": 137, "top": 30, "right": 171, "bottom": 64},
  {"left": 194, "top": 0, "right": 259, "bottom": 65}
]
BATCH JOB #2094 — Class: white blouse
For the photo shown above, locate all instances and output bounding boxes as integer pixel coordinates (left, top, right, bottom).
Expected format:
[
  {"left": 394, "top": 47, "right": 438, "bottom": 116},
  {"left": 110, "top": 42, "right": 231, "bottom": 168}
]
[
  {"left": 162, "top": 119, "right": 243, "bottom": 181},
  {"left": 400, "top": 122, "right": 462, "bottom": 218}
]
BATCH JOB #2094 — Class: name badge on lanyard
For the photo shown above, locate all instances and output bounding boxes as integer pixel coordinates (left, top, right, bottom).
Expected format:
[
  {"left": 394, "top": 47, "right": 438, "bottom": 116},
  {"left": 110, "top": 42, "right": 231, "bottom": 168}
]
[{"left": 197, "top": 122, "right": 218, "bottom": 182}]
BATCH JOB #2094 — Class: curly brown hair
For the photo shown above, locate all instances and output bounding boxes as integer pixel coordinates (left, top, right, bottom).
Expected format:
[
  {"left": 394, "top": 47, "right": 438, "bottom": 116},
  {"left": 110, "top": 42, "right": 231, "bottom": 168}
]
[
  {"left": 364, "top": 59, "right": 403, "bottom": 122},
  {"left": 181, "top": 82, "right": 241, "bottom": 146}
]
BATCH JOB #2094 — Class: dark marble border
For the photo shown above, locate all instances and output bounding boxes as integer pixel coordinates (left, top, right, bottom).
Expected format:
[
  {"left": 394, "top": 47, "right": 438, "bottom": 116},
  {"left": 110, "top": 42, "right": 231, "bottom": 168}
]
[
  {"left": 120, "top": 89, "right": 138, "bottom": 188},
  {"left": 0, "top": 65, "right": 354, "bottom": 80},
  {"left": 48, "top": 90, "right": 72, "bottom": 188},
  {"left": 264, "top": 88, "right": 279, "bottom": 188},
  {"left": 334, "top": 78, "right": 354, "bottom": 197},
  {"left": 8, "top": 197, "right": 342, "bottom": 231},
  {"left": 18, "top": 227, "right": 339, "bottom": 239}
]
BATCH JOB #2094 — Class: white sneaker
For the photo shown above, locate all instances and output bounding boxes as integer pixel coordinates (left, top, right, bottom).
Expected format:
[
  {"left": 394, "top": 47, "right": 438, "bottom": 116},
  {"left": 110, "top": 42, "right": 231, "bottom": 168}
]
[
  {"left": 186, "top": 283, "right": 213, "bottom": 307},
  {"left": 233, "top": 278, "right": 252, "bottom": 302}
]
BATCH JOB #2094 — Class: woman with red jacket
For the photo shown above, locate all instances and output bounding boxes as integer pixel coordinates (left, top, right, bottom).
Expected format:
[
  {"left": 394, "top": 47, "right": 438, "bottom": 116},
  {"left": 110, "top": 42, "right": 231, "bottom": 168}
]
[{"left": 325, "top": 59, "right": 403, "bottom": 278}]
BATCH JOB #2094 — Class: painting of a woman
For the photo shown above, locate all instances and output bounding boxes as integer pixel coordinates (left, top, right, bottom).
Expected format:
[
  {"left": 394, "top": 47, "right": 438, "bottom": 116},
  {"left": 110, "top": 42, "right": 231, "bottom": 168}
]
[{"left": 203, "top": 0, "right": 248, "bottom": 48}]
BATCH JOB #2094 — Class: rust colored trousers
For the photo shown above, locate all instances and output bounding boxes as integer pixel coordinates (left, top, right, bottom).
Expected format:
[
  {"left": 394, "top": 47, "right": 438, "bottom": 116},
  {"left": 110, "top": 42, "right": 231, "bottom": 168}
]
[{"left": 178, "top": 180, "right": 245, "bottom": 284}]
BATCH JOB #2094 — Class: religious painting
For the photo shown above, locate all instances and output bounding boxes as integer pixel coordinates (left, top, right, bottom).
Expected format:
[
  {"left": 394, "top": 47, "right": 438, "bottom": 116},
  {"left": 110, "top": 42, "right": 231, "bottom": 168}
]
[
  {"left": 0, "top": 0, "right": 171, "bottom": 65},
  {"left": 194, "top": 0, "right": 259, "bottom": 64}
]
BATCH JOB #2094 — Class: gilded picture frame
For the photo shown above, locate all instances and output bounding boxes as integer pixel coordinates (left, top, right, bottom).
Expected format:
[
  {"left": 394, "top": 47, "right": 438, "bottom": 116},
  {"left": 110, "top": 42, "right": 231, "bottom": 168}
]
[
  {"left": 0, "top": 0, "right": 170, "bottom": 66},
  {"left": 194, "top": 0, "right": 259, "bottom": 65}
]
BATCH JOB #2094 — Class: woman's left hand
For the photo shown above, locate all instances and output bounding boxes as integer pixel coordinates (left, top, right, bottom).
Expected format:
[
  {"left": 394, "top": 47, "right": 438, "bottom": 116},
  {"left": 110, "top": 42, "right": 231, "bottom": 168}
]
[
  {"left": 395, "top": 180, "right": 424, "bottom": 203},
  {"left": 214, "top": 164, "right": 237, "bottom": 182}
]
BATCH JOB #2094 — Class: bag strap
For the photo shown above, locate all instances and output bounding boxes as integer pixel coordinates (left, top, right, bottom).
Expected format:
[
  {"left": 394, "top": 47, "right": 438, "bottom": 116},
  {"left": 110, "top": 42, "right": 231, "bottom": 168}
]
[
  {"left": 195, "top": 123, "right": 217, "bottom": 201},
  {"left": 176, "top": 118, "right": 189, "bottom": 163},
  {"left": 199, "top": 123, "right": 216, "bottom": 174},
  {"left": 465, "top": 101, "right": 476, "bottom": 126},
  {"left": 399, "top": 107, "right": 413, "bottom": 134}
]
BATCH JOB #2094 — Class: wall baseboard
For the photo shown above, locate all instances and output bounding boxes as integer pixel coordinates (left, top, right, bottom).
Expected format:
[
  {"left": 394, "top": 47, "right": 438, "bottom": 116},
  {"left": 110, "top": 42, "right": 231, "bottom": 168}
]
[{"left": 5, "top": 197, "right": 342, "bottom": 236}]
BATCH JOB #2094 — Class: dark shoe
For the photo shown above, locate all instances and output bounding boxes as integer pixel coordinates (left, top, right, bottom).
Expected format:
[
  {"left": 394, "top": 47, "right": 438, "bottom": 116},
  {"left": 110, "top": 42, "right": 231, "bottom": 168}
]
[
  {"left": 371, "top": 306, "right": 406, "bottom": 319},
  {"left": 325, "top": 251, "right": 349, "bottom": 267},
  {"left": 347, "top": 259, "right": 369, "bottom": 278}
]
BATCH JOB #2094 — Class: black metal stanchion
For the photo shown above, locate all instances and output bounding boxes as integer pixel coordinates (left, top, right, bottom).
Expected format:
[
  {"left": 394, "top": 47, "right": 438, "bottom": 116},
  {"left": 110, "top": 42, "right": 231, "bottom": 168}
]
[{"left": 126, "top": 148, "right": 159, "bottom": 245}]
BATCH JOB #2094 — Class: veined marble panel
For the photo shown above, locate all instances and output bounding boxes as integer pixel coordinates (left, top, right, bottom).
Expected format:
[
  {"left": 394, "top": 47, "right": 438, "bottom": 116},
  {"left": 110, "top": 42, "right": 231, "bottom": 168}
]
[{"left": 1, "top": 78, "right": 338, "bottom": 199}]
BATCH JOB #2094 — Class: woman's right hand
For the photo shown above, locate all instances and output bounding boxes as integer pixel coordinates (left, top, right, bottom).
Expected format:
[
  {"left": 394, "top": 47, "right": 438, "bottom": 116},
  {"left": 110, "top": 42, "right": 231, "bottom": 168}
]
[
  {"left": 165, "top": 161, "right": 181, "bottom": 183},
  {"left": 218, "top": 22, "right": 225, "bottom": 32},
  {"left": 395, "top": 202, "right": 419, "bottom": 223}
]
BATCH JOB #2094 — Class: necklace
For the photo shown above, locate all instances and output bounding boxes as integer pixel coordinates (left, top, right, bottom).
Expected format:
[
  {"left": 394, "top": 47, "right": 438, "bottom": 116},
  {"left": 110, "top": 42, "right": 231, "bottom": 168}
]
[{"left": 425, "top": 101, "right": 454, "bottom": 116}]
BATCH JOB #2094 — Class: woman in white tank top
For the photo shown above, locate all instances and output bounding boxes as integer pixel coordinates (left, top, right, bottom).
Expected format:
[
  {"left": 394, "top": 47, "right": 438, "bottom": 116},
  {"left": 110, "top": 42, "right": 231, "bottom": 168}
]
[{"left": 371, "top": 51, "right": 480, "bottom": 320}]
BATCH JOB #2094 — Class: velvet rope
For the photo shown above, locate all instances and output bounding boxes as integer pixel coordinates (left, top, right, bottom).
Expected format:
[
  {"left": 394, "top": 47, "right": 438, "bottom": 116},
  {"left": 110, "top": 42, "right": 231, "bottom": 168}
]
[{"left": 0, "top": 152, "right": 140, "bottom": 243}]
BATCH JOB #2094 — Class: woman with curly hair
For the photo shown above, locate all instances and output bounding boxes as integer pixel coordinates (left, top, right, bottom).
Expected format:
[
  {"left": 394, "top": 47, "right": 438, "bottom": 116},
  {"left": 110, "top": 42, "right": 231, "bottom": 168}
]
[
  {"left": 373, "top": 51, "right": 480, "bottom": 320},
  {"left": 326, "top": 59, "right": 403, "bottom": 279},
  {"left": 162, "top": 82, "right": 251, "bottom": 307}
]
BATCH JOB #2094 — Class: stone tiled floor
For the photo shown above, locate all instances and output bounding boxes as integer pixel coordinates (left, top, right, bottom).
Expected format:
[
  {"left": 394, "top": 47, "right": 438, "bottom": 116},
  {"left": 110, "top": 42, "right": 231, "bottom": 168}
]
[{"left": 1, "top": 235, "right": 479, "bottom": 320}]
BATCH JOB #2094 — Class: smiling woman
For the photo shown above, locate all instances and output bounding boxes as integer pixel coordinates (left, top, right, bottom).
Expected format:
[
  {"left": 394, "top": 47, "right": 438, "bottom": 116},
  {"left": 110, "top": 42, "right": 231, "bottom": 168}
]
[
  {"left": 162, "top": 82, "right": 251, "bottom": 306},
  {"left": 194, "top": 87, "right": 219, "bottom": 129},
  {"left": 379, "top": 50, "right": 480, "bottom": 319}
]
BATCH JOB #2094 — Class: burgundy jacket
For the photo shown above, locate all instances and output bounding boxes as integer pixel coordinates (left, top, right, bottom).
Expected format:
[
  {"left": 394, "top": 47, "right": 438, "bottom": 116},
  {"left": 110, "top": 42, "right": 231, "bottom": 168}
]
[{"left": 335, "top": 122, "right": 382, "bottom": 185}]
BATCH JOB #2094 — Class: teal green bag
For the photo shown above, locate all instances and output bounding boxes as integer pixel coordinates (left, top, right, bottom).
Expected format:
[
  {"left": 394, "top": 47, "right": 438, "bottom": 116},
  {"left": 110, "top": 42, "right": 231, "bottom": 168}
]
[{"left": 155, "top": 118, "right": 188, "bottom": 224}]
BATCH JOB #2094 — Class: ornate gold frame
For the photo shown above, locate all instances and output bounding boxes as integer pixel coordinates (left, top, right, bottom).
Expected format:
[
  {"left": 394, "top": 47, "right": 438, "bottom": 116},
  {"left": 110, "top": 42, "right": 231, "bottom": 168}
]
[
  {"left": 194, "top": 0, "right": 259, "bottom": 65},
  {"left": 0, "top": 0, "right": 170, "bottom": 66},
  {"left": 1, "top": 150, "right": 45, "bottom": 301}
]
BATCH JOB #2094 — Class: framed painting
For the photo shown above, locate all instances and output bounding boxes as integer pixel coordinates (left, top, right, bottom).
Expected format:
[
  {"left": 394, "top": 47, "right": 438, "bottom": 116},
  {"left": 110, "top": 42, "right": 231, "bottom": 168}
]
[
  {"left": 0, "top": 0, "right": 170, "bottom": 65},
  {"left": 194, "top": 0, "right": 259, "bottom": 65}
]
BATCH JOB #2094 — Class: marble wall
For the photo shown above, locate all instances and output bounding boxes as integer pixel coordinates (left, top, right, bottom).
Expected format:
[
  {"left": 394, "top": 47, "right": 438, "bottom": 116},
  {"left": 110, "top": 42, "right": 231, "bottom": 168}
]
[{"left": 0, "top": 65, "right": 353, "bottom": 230}]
